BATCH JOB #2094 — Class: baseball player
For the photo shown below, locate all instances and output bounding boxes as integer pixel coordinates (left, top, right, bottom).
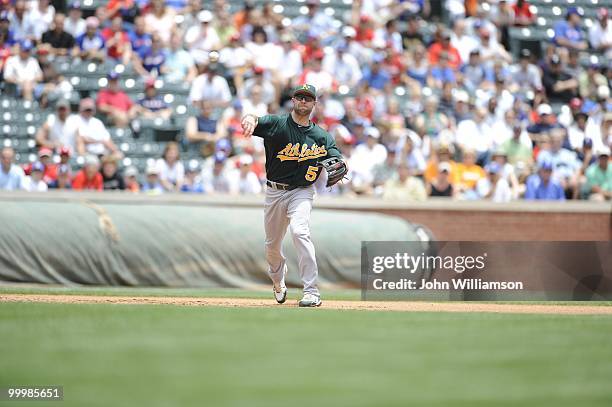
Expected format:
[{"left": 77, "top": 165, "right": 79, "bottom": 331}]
[{"left": 241, "top": 84, "right": 348, "bottom": 307}]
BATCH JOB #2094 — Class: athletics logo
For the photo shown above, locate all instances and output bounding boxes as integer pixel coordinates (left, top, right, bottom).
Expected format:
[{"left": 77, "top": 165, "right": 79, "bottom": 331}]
[{"left": 276, "top": 143, "right": 327, "bottom": 162}]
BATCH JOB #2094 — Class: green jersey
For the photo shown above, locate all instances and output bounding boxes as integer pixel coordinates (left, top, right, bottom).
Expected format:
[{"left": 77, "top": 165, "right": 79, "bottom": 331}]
[{"left": 253, "top": 113, "right": 343, "bottom": 187}]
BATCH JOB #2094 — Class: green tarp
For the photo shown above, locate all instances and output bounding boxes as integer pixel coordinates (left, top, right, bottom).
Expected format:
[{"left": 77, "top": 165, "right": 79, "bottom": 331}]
[{"left": 0, "top": 200, "right": 426, "bottom": 288}]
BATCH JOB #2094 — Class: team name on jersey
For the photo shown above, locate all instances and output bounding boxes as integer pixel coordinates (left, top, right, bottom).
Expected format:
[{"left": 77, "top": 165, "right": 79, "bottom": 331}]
[{"left": 276, "top": 143, "right": 327, "bottom": 162}]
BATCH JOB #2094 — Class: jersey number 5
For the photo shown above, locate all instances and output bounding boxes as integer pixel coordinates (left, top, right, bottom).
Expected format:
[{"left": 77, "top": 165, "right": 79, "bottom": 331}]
[{"left": 305, "top": 165, "right": 320, "bottom": 182}]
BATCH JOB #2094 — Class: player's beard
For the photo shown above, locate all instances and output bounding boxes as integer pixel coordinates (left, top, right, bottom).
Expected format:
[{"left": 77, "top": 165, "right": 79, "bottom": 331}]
[{"left": 293, "top": 104, "right": 314, "bottom": 119}]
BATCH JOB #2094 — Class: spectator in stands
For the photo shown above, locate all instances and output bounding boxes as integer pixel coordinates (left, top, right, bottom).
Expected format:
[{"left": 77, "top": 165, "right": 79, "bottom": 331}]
[
  {"left": 156, "top": 142, "right": 185, "bottom": 192},
  {"left": 527, "top": 103, "right": 564, "bottom": 142},
  {"left": 538, "top": 130, "right": 581, "bottom": 198},
  {"left": 3, "top": 40, "right": 42, "bottom": 101},
  {"left": 401, "top": 14, "right": 424, "bottom": 50},
  {"left": 350, "top": 126, "right": 388, "bottom": 192},
  {"left": 164, "top": 31, "right": 197, "bottom": 83},
  {"left": 456, "top": 107, "right": 493, "bottom": 164},
  {"left": 589, "top": 8, "right": 611, "bottom": 59},
  {"left": 459, "top": 49, "right": 493, "bottom": 93},
  {"left": 397, "top": 134, "right": 426, "bottom": 176},
  {"left": 455, "top": 149, "right": 485, "bottom": 199},
  {"left": 23, "top": 147, "right": 57, "bottom": 184},
  {"left": 292, "top": 0, "right": 335, "bottom": 45},
  {"left": 133, "top": 32, "right": 167, "bottom": 77},
  {"left": 524, "top": 159, "right": 565, "bottom": 200},
  {"left": 228, "top": 154, "right": 261, "bottom": 195},
  {"left": 478, "top": 27, "right": 512, "bottom": 65},
  {"left": 414, "top": 95, "right": 449, "bottom": 139},
  {"left": 75, "top": 98, "right": 122, "bottom": 159},
  {"left": 509, "top": 49, "right": 542, "bottom": 94},
  {"left": 361, "top": 54, "right": 391, "bottom": 92},
  {"left": 428, "top": 51, "right": 456, "bottom": 89},
  {"left": 64, "top": 2, "right": 85, "bottom": 39},
  {"left": 242, "top": 66, "right": 276, "bottom": 108},
  {"left": 185, "top": 10, "right": 220, "bottom": 59},
  {"left": 241, "top": 84, "right": 268, "bottom": 117},
  {"left": 584, "top": 146, "right": 611, "bottom": 201},
  {"left": 180, "top": 0, "right": 202, "bottom": 34},
  {"left": 428, "top": 30, "right": 461, "bottom": 71},
  {"left": 141, "top": 164, "right": 164, "bottom": 194},
  {"left": 135, "top": 78, "right": 172, "bottom": 120},
  {"left": 181, "top": 161, "right": 205, "bottom": 193},
  {"left": 101, "top": 15, "right": 131, "bottom": 64},
  {"left": 8, "top": 1, "right": 36, "bottom": 43},
  {"left": 189, "top": 60, "right": 232, "bottom": 109},
  {"left": 382, "top": 163, "right": 427, "bottom": 201},
  {"left": 501, "top": 122, "right": 533, "bottom": 167},
  {"left": 104, "top": 0, "right": 141, "bottom": 23},
  {"left": 371, "top": 148, "right": 398, "bottom": 195},
  {"left": 427, "top": 162, "right": 455, "bottom": 198},
  {"left": 36, "top": 99, "right": 78, "bottom": 152},
  {"left": 74, "top": 16, "right": 105, "bottom": 62},
  {"left": 48, "top": 163, "right": 72, "bottom": 189},
  {"left": 123, "top": 166, "right": 140, "bottom": 193},
  {"left": 476, "top": 162, "right": 512, "bottom": 202},
  {"left": 100, "top": 155, "right": 125, "bottom": 190},
  {"left": 202, "top": 151, "right": 231, "bottom": 193},
  {"left": 41, "top": 13, "right": 75, "bottom": 56},
  {"left": 128, "top": 16, "right": 151, "bottom": 57},
  {"left": 322, "top": 42, "right": 362, "bottom": 90},
  {"left": 373, "top": 19, "right": 403, "bottom": 55},
  {"left": 144, "top": 0, "right": 176, "bottom": 44},
  {"left": 553, "top": 7, "right": 588, "bottom": 52},
  {"left": 0, "top": 147, "right": 25, "bottom": 191},
  {"left": 96, "top": 71, "right": 136, "bottom": 128},
  {"left": 28, "top": 0, "right": 55, "bottom": 38},
  {"left": 185, "top": 100, "right": 227, "bottom": 156},
  {"left": 275, "top": 33, "right": 303, "bottom": 90},
  {"left": 72, "top": 154, "right": 103, "bottom": 191},
  {"left": 512, "top": 0, "right": 534, "bottom": 27},
  {"left": 579, "top": 63, "right": 607, "bottom": 101},
  {"left": 22, "top": 161, "right": 48, "bottom": 192}
]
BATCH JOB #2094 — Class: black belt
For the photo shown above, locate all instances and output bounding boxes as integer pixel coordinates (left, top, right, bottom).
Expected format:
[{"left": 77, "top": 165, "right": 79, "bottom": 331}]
[{"left": 266, "top": 180, "right": 298, "bottom": 191}]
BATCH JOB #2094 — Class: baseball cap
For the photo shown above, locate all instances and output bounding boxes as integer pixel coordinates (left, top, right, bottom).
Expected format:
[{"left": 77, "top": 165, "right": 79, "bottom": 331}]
[
  {"left": 550, "top": 54, "right": 561, "bottom": 65},
  {"left": 537, "top": 104, "right": 553, "bottom": 116},
  {"left": 59, "top": 146, "right": 72, "bottom": 156},
  {"left": 56, "top": 99, "right": 70, "bottom": 109},
  {"left": 84, "top": 154, "right": 100, "bottom": 167},
  {"left": 438, "top": 162, "right": 451, "bottom": 173},
  {"left": 485, "top": 162, "right": 501, "bottom": 174},
  {"left": 186, "top": 161, "right": 201, "bottom": 173},
  {"left": 20, "top": 39, "right": 33, "bottom": 52},
  {"left": 520, "top": 49, "right": 531, "bottom": 59},
  {"left": 597, "top": 85, "right": 610, "bottom": 100},
  {"left": 596, "top": 146, "right": 611, "bottom": 157},
  {"left": 145, "top": 77, "right": 156, "bottom": 88},
  {"left": 69, "top": 1, "right": 81, "bottom": 9},
  {"left": 0, "top": 11, "right": 9, "bottom": 21},
  {"left": 569, "top": 97, "right": 582, "bottom": 110},
  {"left": 107, "top": 71, "right": 119, "bottom": 80},
  {"left": 253, "top": 66, "right": 264, "bottom": 75},
  {"left": 146, "top": 164, "right": 159, "bottom": 175},
  {"left": 365, "top": 126, "right": 380, "bottom": 139},
  {"left": 124, "top": 166, "right": 138, "bottom": 177},
  {"left": 539, "top": 159, "right": 553, "bottom": 171},
  {"left": 198, "top": 10, "right": 213, "bottom": 23},
  {"left": 342, "top": 26, "right": 356, "bottom": 38},
  {"left": 216, "top": 138, "right": 231, "bottom": 153},
  {"left": 566, "top": 7, "right": 583, "bottom": 18},
  {"left": 31, "top": 161, "right": 45, "bottom": 172},
  {"left": 293, "top": 84, "right": 317, "bottom": 99},
  {"left": 239, "top": 154, "right": 253, "bottom": 166},
  {"left": 38, "top": 147, "right": 52, "bottom": 158}
]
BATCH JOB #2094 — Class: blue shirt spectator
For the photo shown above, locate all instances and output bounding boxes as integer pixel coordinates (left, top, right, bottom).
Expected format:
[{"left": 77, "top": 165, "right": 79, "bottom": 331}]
[
  {"left": 553, "top": 8, "right": 588, "bottom": 50},
  {"left": 0, "top": 148, "right": 25, "bottom": 190},
  {"left": 128, "top": 28, "right": 151, "bottom": 56},
  {"left": 430, "top": 66, "right": 456, "bottom": 84},
  {"left": 76, "top": 32, "right": 105, "bottom": 52},
  {"left": 361, "top": 59, "right": 391, "bottom": 91},
  {"left": 524, "top": 161, "right": 566, "bottom": 200}
]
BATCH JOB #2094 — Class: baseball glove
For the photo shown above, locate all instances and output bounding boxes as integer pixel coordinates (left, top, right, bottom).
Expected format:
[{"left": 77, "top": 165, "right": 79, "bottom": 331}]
[{"left": 319, "top": 157, "right": 348, "bottom": 187}]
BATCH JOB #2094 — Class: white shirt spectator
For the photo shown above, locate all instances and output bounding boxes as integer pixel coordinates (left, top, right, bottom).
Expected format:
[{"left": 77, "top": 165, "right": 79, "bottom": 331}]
[
  {"left": 155, "top": 158, "right": 185, "bottom": 187},
  {"left": 510, "top": 62, "right": 543, "bottom": 91},
  {"left": 8, "top": 12, "right": 37, "bottom": 41},
  {"left": 189, "top": 73, "right": 232, "bottom": 105},
  {"left": 301, "top": 69, "right": 334, "bottom": 95},
  {"left": 3, "top": 55, "right": 42, "bottom": 83},
  {"left": 218, "top": 45, "right": 252, "bottom": 71},
  {"left": 45, "top": 113, "right": 79, "bottom": 152},
  {"left": 322, "top": 51, "right": 362, "bottom": 88},
  {"left": 241, "top": 99, "right": 268, "bottom": 117},
  {"left": 589, "top": 19, "right": 612, "bottom": 58},
  {"left": 451, "top": 31, "right": 479, "bottom": 63},
  {"left": 144, "top": 10, "right": 176, "bottom": 44},
  {"left": 476, "top": 177, "right": 512, "bottom": 202},
  {"left": 456, "top": 118, "right": 493, "bottom": 154},
  {"left": 373, "top": 28, "right": 403, "bottom": 54},
  {"left": 244, "top": 41, "right": 281, "bottom": 71},
  {"left": 228, "top": 169, "right": 261, "bottom": 194},
  {"left": 185, "top": 25, "right": 221, "bottom": 55},
  {"left": 75, "top": 115, "right": 111, "bottom": 156},
  {"left": 27, "top": 4, "right": 55, "bottom": 39},
  {"left": 0, "top": 164, "right": 25, "bottom": 190},
  {"left": 64, "top": 16, "right": 86, "bottom": 38},
  {"left": 22, "top": 176, "right": 48, "bottom": 192},
  {"left": 277, "top": 47, "right": 303, "bottom": 82},
  {"left": 350, "top": 139, "right": 388, "bottom": 187}
]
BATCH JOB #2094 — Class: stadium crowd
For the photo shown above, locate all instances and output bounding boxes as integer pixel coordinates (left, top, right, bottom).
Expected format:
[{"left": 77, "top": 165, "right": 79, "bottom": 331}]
[{"left": 0, "top": 0, "right": 610, "bottom": 201}]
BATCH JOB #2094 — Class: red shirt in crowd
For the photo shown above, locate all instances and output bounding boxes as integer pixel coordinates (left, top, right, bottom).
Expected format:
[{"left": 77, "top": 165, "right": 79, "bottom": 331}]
[
  {"left": 23, "top": 163, "right": 58, "bottom": 184},
  {"left": 72, "top": 170, "right": 103, "bottom": 191},
  {"left": 101, "top": 28, "right": 130, "bottom": 60},
  {"left": 428, "top": 42, "right": 462, "bottom": 70},
  {"left": 97, "top": 89, "right": 134, "bottom": 113}
]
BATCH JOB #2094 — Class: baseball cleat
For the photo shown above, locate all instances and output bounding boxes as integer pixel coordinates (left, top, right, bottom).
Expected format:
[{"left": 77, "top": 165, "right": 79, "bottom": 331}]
[
  {"left": 298, "top": 293, "right": 322, "bottom": 307},
  {"left": 273, "top": 285, "right": 287, "bottom": 304}
]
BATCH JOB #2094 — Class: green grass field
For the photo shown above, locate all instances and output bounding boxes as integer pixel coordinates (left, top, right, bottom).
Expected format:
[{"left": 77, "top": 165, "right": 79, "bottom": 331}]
[{"left": 1, "top": 286, "right": 612, "bottom": 407}]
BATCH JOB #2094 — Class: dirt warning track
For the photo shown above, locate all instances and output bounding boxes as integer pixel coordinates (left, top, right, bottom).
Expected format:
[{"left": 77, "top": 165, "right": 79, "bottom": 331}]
[{"left": 1, "top": 294, "right": 612, "bottom": 315}]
